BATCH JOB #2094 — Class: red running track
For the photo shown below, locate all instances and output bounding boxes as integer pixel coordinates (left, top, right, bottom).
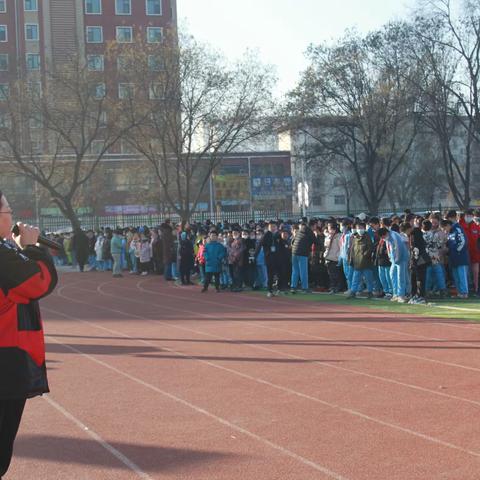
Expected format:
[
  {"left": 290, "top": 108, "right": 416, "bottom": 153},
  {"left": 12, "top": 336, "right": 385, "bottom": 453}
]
[{"left": 9, "top": 272, "right": 480, "bottom": 479}]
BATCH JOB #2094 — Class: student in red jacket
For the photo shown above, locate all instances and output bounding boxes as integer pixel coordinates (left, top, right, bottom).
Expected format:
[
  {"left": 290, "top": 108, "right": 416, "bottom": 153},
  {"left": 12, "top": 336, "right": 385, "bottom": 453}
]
[
  {"left": 0, "top": 191, "right": 58, "bottom": 478},
  {"left": 460, "top": 209, "right": 480, "bottom": 294}
]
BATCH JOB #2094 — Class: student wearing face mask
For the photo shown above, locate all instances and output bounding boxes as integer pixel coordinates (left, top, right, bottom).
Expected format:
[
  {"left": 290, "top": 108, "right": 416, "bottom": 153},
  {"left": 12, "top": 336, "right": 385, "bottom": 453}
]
[
  {"left": 459, "top": 209, "right": 480, "bottom": 294},
  {"left": 258, "top": 221, "right": 284, "bottom": 297},
  {"left": 324, "top": 221, "right": 341, "bottom": 293},
  {"left": 290, "top": 221, "right": 315, "bottom": 293},
  {"left": 228, "top": 229, "right": 245, "bottom": 292},
  {"left": 441, "top": 219, "right": 469, "bottom": 298},
  {"left": 378, "top": 226, "right": 409, "bottom": 303},
  {"left": 339, "top": 220, "right": 354, "bottom": 294},
  {"left": 473, "top": 212, "right": 480, "bottom": 295},
  {"left": 178, "top": 231, "right": 194, "bottom": 285},
  {"left": 347, "top": 222, "right": 375, "bottom": 299},
  {"left": 220, "top": 233, "right": 232, "bottom": 289},
  {"left": 242, "top": 229, "right": 257, "bottom": 289},
  {"left": 253, "top": 229, "right": 268, "bottom": 289}
]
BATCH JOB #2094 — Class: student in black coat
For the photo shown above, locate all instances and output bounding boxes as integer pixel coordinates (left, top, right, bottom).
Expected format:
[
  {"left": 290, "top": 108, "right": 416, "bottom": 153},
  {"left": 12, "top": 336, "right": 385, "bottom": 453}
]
[
  {"left": 257, "top": 221, "right": 285, "bottom": 297},
  {"left": 178, "top": 232, "right": 194, "bottom": 285}
]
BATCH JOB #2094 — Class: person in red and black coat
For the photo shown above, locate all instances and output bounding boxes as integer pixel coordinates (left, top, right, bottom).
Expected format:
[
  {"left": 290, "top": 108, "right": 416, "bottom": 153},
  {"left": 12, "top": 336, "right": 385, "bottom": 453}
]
[{"left": 0, "top": 191, "right": 58, "bottom": 478}]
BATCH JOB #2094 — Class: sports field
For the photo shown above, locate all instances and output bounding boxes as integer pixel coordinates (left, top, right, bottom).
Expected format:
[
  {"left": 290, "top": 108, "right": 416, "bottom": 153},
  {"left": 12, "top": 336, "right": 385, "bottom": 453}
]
[{"left": 10, "top": 272, "right": 480, "bottom": 479}]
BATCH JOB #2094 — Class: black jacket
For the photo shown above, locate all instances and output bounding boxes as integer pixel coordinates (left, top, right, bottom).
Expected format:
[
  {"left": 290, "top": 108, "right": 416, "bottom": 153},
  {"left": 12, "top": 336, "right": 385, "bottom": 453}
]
[
  {"left": 291, "top": 227, "right": 315, "bottom": 257},
  {"left": 257, "top": 231, "right": 284, "bottom": 263}
]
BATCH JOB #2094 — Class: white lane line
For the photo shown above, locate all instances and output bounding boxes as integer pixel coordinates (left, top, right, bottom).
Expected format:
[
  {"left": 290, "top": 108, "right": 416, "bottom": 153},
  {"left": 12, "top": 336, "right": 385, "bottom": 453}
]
[
  {"left": 42, "top": 395, "right": 152, "bottom": 479},
  {"left": 127, "top": 281, "right": 480, "bottom": 375},
  {"left": 43, "top": 302, "right": 480, "bottom": 411},
  {"left": 434, "top": 305, "right": 480, "bottom": 313},
  {"left": 45, "top": 331, "right": 349, "bottom": 480},
  {"left": 48, "top": 285, "right": 480, "bottom": 459},
  {"left": 137, "top": 277, "right": 480, "bottom": 329}
]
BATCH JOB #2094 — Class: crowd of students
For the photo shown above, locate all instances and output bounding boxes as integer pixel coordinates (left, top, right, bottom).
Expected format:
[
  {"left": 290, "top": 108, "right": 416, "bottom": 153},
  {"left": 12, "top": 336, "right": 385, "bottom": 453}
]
[{"left": 49, "top": 208, "right": 480, "bottom": 303}]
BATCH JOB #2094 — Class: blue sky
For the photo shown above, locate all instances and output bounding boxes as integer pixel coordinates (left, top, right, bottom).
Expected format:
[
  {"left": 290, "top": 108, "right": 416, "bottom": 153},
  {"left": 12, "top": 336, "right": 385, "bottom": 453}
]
[{"left": 177, "top": 0, "right": 417, "bottom": 94}]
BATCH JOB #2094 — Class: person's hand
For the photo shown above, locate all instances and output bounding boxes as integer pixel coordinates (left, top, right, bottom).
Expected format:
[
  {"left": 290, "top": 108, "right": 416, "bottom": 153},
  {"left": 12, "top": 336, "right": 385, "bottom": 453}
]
[{"left": 12, "top": 223, "right": 40, "bottom": 249}]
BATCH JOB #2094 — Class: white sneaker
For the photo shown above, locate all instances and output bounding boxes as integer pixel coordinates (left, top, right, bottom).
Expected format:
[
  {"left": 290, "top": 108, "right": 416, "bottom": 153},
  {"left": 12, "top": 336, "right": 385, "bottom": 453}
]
[
  {"left": 397, "top": 296, "right": 407, "bottom": 303},
  {"left": 343, "top": 290, "right": 352, "bottom": 296},
  {"left": 267, "top": 292, "right": 273, "bottom": 298},
  {"left": 391, "top": 295, "right": 398, "bottom": 302},
  {"left": 141, "top": 271, "right": 148, "bottom": 276}
]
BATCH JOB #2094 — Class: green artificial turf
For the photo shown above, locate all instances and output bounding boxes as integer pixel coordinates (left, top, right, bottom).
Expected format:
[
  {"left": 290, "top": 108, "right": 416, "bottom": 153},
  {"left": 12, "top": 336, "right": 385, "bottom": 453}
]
[{"left": 252, "top": 291, "right": 480, "bottom": 321}]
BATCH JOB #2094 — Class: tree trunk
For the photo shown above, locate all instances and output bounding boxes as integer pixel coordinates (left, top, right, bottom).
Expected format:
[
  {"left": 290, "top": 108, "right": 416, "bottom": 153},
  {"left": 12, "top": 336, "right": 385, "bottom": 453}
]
[{"left": 55, "top": 199, "right": 81, "bottom": 231}]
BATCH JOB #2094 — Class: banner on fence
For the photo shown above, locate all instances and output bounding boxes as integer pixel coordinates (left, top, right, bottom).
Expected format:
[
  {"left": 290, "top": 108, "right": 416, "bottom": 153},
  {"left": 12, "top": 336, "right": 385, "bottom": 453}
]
[
  {"left": 104, "top": 205, "right": 158, "bottom": 215},
  {"left": 251, "top": 176, "right": 293, "bottom": 200},
  {"left": 41, "top": 207, "right": 93, "bottom": 216}
]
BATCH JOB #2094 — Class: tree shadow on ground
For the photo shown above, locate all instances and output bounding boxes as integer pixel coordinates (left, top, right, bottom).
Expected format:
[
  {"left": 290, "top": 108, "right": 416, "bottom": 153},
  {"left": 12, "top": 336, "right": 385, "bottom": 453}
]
[{"left": 15, "top": 434, "right": 241, "bottom": 473}]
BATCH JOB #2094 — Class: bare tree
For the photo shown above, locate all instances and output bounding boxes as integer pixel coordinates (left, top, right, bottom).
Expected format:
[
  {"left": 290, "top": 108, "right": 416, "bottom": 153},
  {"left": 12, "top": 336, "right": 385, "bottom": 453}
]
[
  {"left": 409, "top": 1, "right": 480, "bottom": 209},
  {"left": 0, "top": 55, "right": 133, "bottom": 230},
  {"left": 117, "top": 33, "right": 276, "bottom": 222},
  {"left": 287, "top": 23, "right": 420, "bottom": 214}
]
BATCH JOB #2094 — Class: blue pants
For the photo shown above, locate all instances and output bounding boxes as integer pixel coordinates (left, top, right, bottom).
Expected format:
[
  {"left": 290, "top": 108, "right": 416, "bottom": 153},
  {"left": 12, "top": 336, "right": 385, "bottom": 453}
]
[
  {"left": 164, "top": 262, "right": 173, "bottom": 280},
  {"left": 221, "top": 263, "right": 231, "bottom": 286},
  {"left": 112, "top": 254, "right": 122, "bottom": 275},
  {"left": 342, "top": 258, "right": 353, "bottom": 289},
  {"left": 88, "top": 254, "right": 96, "bottom": 269},
  {"left": 452, "top": 265, "right": 469, "bottom": 295},
  {"left": 291, "top": 255, "right": 309, "bottom": 290},
  {"left": 255, "top": 264, "right": 267, "bottom": 288},
  {"left": 378, "top": 266, "right": 392, "bottom": 294},
  {"left": 351, "top": 269, "right": 374, "bottom": 294},
  {"left": 390, "top": 262, "right": 408, "bottom": 297},
  {"left": 130, "top": 252, "right": 138, "bottom": 273},
  {"left": 426, "top": 264, "right": 446, "bottom": 291}
]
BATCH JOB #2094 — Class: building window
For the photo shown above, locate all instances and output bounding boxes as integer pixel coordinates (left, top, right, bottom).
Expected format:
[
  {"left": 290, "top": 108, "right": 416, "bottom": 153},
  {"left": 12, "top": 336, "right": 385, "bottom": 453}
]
[
  {"left": 146, "top": 0, "right": 161, "bottom": 15},
  {"left": 116, "top": 26, "right": 133, "bottom": 43},
  {"left": 115, "top": 0, "right": 131, "bottom": 15},
  {"left": 312, "top": 195, "right": 324, "bottom": 206},
  {"left": 0, "top": 25, "right": 7, "bottom": 42},
  {"left": 29, "top": 113, "right": 42, "bottom": 129},
  {"left": 26, "top": 53, "right": 41, "bottom": 70},
  {"left": 0, "top": 113, "right": 10, "bottom": 128},
  {"left": 98, "top": 111, "right": 107, "bottom": 128},
  {"left": 0, "top": 84, "right": 9, "bottom": 100},
  {"left": 25, "top": 24, "right": 39, "bottom": 41},
  {"left": 0, "top": 53, "right": 8, "bottom": 71},
  {"left": 118, "top": 83, "right": 134, "bottom": 99},
  {"left": 85, "top": 0, "right": 101, "bottom": 14},
  {"left": 92, "top": 82, "right": 105, "bottom": 99},
  {"left": 24, "top": 0, "right": 38, "bottom": 11},
  {"left": 0, "top": 1, "right": 6, "bottom": 13},
  {"left": 147, "top": 27, "right": 162, "bottom": 43},
  {"left": 87, "top": 54, "right": 104, "bottom": 71},
  {"left": 121, "top": 140, "right": 136, "bottom": 154},
  {"left": 90, "top": 140, "right": 105, "bottom": 155},
  {"left": 334, "top": 195, "right": 346, "bottom": 205},
  {"left": 86, "top": 26, "right": 103, "bottom": 43},
  {"left": 333, "top": 177, "right": 343, "bottom": 187},
  {"left": 148, "top": 55, "right": 163, "bottom": 71},
  {"left": 28, "top": 81, "right": 42, "bottom": 97},
  {"left": 117, "top": 55, "right": 128, "bottom": 71},
  {"left": 149, "top": 82, "right": 164, "bottom": 100}
]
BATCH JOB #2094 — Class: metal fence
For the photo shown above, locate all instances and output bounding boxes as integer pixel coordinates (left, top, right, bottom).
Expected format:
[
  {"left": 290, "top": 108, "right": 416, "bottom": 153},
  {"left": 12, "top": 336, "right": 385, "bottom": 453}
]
[{"left": 18, "top": 205, "right": 450, "bottom": 232}]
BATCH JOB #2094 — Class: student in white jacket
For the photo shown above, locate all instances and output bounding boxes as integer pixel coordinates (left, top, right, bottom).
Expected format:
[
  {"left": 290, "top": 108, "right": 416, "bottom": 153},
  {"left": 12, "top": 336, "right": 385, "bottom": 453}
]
[{"left": 324, "top": 221, "right": 342, "bottom": 293}]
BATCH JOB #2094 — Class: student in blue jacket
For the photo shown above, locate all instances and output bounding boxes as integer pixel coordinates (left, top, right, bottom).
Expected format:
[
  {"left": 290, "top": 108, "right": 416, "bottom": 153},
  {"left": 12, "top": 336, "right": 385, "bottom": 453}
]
[
  {"left": 201, "top": 230, "right": 226, "bottom": 293},
  {"left": 441, "top": 219, "right": 469, "bottom": 298},
  {"left": 378, "top": 227, "right": 409, "bottom": 303}
]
